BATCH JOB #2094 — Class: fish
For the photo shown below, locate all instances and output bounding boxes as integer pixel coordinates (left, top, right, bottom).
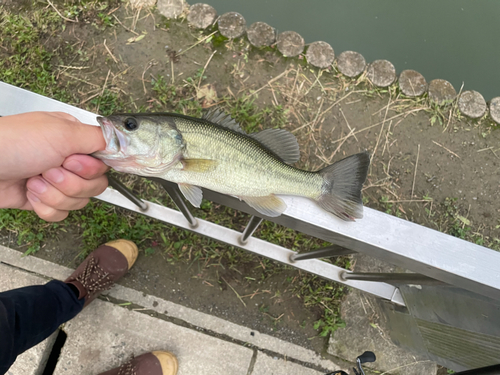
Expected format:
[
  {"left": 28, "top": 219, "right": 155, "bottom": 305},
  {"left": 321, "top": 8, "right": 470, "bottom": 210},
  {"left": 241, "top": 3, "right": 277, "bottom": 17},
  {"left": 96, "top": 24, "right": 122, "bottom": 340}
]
[{"left": 92, "top": 109, "right": 370, "bottom": 220}]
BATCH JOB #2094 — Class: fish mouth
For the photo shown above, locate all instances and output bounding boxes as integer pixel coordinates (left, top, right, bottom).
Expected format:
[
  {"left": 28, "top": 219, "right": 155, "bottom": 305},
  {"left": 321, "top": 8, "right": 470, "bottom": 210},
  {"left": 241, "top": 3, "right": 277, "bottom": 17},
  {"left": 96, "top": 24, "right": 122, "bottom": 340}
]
[{"left": 97, "top": 116, "right": 128, "bottom": 154}]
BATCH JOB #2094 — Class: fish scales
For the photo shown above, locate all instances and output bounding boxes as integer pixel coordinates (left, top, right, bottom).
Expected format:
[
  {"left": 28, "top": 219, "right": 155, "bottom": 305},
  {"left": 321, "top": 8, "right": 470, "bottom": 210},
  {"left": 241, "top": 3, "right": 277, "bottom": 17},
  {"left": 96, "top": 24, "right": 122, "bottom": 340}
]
[{"left": 163, "top": 118, "right": 322, "bottom": 198}]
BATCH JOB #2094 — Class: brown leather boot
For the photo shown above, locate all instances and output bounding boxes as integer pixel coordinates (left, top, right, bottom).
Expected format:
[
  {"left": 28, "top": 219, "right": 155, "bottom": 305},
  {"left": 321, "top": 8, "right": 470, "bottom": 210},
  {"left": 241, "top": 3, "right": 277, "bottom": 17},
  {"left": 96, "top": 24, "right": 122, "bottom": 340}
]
[
  {"left": 98, "top": 351, "right": 178, "bottom": 375},
  {"left": 65, "top": 239, "right": 138, "bottom": 307}
]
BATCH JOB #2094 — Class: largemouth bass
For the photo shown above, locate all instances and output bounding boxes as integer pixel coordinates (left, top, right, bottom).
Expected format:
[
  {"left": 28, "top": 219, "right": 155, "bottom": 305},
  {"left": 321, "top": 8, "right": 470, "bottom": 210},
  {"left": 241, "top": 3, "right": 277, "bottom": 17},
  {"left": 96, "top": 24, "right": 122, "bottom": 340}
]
[{"left": 93, "top": 109, "right": 370, "bottom": 220}]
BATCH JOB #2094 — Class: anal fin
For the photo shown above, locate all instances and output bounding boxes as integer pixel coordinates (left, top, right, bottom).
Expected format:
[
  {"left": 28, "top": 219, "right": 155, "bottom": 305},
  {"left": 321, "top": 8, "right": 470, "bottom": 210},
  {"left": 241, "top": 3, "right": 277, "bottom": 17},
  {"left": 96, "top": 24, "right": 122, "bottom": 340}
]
[
  {"left": 179, "top": 184, "right": 203, "bottom": 207},
  {"left": 241, "top": 195, "right": 287, "bottom": 217}
]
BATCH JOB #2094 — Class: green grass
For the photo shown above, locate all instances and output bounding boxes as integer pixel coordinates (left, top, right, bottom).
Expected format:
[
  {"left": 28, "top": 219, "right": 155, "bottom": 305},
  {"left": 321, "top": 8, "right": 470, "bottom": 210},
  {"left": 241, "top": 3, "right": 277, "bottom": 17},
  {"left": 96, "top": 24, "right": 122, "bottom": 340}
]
[
  {"left": 89, "top": 89, "right": 126, "bottom": 116},
  {"left": 151, "top": 71, "right": 287, "bottom": 132},
  {"left": 0, "top": 8, "right": 71, "bottom": 102},
  {"left": 299, "top": 275, "right": 348, "bottom": 336},
  {"left": 440, "top": 198, "right": 499, "bottom": 250},
  {"left": 0, "top": 210, "right": 57, "bottom": 255}
]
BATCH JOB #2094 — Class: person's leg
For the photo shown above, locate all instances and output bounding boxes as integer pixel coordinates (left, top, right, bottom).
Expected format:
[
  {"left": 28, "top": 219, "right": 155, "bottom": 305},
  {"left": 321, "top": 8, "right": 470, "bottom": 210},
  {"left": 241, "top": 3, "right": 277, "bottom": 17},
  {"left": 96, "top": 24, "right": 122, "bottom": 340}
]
[
  {"left": 0, "top": 239, "right": 138, "bottom": 375},
  {"left": 0, "top": 281, "right": 84, "bottom": 373}
]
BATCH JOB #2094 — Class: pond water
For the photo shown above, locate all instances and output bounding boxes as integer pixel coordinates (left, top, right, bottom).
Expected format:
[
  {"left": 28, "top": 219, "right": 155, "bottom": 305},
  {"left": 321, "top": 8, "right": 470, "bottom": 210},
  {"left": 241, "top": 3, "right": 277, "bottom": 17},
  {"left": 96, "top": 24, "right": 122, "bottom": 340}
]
[{"left": 207, "top": 0, "right": 500, "bottom": 101}]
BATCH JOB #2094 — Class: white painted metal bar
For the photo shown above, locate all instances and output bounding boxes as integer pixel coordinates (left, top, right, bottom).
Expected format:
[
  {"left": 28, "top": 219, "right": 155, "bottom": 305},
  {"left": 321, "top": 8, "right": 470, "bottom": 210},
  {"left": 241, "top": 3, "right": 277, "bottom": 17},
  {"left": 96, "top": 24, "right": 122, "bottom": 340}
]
[
  {"left": 97, "top": 189, "right": 402, "bottom": 304},
  {"left": 2, "top": 81, "right": 499, "bottom": 304}
]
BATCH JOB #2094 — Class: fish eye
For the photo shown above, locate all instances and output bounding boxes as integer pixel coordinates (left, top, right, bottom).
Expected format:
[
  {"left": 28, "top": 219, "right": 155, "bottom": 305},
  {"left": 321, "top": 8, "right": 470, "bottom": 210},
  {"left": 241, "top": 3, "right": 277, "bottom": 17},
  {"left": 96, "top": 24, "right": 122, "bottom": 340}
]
[{"left": 123, "top": 117, "right": 139, "bottom": 131}]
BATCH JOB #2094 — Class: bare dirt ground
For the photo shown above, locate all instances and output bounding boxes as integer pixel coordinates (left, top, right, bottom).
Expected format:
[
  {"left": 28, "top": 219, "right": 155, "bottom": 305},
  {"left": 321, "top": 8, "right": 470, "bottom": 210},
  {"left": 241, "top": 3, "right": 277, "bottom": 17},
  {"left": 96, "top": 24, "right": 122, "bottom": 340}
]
[{"left": 1, "top": 2, "right": 499, "bottom": 367}]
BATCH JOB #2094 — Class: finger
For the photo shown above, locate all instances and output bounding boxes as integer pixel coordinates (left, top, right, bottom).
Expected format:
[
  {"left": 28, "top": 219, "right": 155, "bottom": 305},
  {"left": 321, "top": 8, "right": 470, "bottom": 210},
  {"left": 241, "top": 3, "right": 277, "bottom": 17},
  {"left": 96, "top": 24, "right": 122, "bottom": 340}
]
[
  {"left": 26, "top": 192, "right": 69, "bottom": 222},
  {"left": 63, "top": 154, "right": 110, "bottom": 180},
  {"left": 41, "top": 112, "right": 106, "bottom": 156},
  {"left": 42, "top": 167, "right": 108, "bottom": 198},
  {"left": 26, "top": 176, "right": 90, "bottom": 211},
  {"left": 0, "top": 180, "right": 32, "bottom": 210},
  {"left": 60, "top": 121, "right": 106, "bottom": 155}
]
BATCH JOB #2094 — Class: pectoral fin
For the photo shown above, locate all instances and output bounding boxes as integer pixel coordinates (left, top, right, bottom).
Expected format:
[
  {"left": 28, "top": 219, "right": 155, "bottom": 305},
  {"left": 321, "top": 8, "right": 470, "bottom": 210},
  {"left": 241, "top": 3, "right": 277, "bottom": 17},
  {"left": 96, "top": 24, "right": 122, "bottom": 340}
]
[
  {"left": 241, "top": 195, "right": 287, "bottom": 217},
  {"left": 179, "top": 184, "right": 203, "bottom": 207},
  {"left": 181, "top": 159, "right": 218, "bottom": 173}
]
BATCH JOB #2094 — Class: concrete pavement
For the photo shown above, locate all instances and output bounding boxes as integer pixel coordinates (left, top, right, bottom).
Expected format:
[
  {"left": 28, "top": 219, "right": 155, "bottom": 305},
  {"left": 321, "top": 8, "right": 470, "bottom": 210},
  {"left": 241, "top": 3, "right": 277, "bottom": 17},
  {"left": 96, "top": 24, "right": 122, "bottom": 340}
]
[{"left": 0, "top": 244, "right": 345, "bottom": 374}]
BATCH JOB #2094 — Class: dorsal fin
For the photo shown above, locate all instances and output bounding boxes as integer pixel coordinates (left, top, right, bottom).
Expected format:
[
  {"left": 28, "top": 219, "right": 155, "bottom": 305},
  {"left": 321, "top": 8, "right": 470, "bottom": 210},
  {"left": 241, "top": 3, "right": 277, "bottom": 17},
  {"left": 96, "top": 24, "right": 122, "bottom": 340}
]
[
  {"left": 250, "top": 129, "right": 300, "bottom": 164},
  {"left": 202, "top": 108, "right": 246, "bottom": 134}
]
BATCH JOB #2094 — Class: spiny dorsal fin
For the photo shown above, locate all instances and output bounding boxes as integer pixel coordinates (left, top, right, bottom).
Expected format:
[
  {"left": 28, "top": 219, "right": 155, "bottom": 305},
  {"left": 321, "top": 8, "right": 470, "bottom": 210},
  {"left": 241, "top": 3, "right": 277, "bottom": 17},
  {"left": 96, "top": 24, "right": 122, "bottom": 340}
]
[
  {"left": 202, "top": 108, "right": 246, "bottom": 134},
  {"left": 250, "top": 129, "right": 300, "bottom": 164}
]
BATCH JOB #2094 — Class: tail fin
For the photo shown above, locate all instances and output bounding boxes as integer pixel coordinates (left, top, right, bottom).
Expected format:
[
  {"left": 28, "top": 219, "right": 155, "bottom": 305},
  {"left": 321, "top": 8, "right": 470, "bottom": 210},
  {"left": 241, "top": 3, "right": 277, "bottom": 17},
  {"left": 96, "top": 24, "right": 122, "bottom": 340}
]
[{"left": 316, "top": 152, "right": 370, "bottom": 221}]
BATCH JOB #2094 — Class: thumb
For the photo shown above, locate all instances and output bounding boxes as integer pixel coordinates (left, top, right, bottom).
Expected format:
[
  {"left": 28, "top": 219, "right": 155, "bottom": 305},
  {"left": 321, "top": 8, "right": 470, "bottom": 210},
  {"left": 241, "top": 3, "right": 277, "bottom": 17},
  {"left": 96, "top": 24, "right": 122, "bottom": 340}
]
[
  {"left": 51, "top": 112, "right": 106, "bottom": 156},
  {"left": 65, "top": 122, "right": 106, "bottom": 155}
]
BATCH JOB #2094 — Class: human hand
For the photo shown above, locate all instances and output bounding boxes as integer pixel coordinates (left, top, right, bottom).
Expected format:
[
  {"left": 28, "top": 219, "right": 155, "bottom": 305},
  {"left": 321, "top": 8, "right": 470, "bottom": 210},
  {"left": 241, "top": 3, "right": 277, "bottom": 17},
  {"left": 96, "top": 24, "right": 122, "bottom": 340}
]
[{"left": 0, "top": 112, "right": 109, "bottom": 221}]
